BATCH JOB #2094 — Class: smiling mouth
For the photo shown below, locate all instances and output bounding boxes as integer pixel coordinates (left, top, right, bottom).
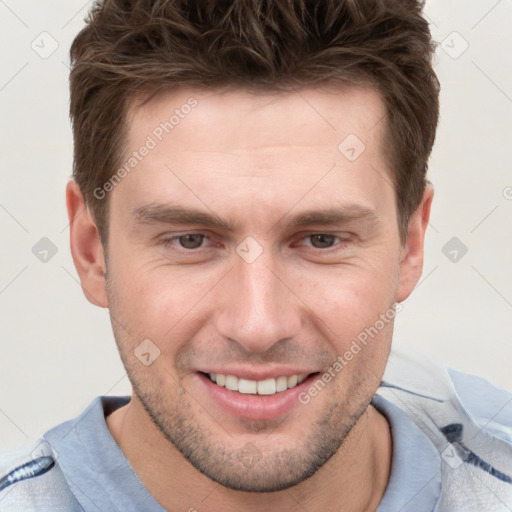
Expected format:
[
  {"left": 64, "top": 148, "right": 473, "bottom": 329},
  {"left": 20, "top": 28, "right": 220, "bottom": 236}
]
[{"left": 200, "top": 372, "right": 318, "bottom": 396}]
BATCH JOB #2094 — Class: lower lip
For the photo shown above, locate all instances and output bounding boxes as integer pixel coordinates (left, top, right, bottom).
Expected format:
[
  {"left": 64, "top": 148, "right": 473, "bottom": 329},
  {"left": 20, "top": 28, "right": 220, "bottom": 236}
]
[{"left": 196, "top": 372, "right": 318, "bottom": 421}]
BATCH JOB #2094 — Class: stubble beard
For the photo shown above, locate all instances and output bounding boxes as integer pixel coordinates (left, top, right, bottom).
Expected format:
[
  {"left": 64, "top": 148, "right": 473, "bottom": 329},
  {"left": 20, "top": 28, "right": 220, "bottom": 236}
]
[{"left": 125, "top": 362, "right": 373, "bottom": 492}]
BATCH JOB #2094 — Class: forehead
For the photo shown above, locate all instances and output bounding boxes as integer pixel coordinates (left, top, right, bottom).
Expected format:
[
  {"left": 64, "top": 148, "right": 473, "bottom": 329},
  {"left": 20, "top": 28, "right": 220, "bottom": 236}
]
[
  {"left": 129, "top": 82, "right": 386, "bottom": 154},
  {"left": 113, "top": 83, "right": 394, "bottom": 230}
]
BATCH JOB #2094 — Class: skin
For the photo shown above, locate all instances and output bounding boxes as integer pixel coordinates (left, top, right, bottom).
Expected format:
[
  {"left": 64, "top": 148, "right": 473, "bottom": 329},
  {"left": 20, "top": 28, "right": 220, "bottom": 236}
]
[{"left": 67, "top": 83, "right": 433, "bottom": 512}]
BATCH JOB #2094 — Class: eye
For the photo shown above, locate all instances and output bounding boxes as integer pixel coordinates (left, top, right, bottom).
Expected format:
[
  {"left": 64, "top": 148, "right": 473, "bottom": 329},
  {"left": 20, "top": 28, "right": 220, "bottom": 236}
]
[
  {"left": 305, "top": 233, "right": 340, "bottom": 249},
  {"left": 161, "top": 233, "right": 210, "bottom": 250}
]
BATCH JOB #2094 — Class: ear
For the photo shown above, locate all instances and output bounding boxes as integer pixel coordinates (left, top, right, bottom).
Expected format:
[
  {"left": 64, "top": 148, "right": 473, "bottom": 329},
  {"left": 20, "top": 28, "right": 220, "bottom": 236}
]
[
  {"left": 396, "top": 183, "right": 434, "bottom": 303},
  {"left": 66, "top": 180, "right": 108, "bottom": 308}
]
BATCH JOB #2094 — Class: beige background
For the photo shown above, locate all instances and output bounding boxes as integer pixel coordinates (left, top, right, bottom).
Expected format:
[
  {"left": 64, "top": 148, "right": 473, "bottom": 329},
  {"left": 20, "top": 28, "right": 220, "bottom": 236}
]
[{"left": 1, "top": 0, "right": 511, "bottom": 450}]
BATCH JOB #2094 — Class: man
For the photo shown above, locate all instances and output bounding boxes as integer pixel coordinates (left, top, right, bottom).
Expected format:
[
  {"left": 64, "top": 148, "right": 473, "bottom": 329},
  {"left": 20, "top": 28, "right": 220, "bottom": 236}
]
[{"left": 1, "top": 0, "right": 511, "bottom": 510}]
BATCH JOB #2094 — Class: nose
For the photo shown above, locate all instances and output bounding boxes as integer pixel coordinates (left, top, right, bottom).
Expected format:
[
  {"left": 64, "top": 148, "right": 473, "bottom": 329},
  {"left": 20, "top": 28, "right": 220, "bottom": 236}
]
[{"left": 215, "top": 247, "right": 303, "bottom": 353}]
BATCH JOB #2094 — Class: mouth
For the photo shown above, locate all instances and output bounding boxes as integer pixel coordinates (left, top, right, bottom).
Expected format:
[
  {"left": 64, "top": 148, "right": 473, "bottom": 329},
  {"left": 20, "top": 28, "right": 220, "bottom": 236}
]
[
  {"left": 202, "top": 372, "right": 312, "bottom": 395},
  {"left": 196, "top": 370, "right": 320, "bottom": 421}
]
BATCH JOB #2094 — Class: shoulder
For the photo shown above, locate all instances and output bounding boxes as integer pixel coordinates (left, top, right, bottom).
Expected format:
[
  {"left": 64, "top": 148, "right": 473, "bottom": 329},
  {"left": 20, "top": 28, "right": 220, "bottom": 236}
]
[
  {"left": 381, "top": 350, "right": 512, "bottom": 441},
  {"left": 446, "top": 366, "right": 512, "bottom": 443},
  {"left": 378, "top": 350, "right": 512, "bottom": 511},
  {"left": 0, "top": 438, "right": 83, "bottom": 512}
]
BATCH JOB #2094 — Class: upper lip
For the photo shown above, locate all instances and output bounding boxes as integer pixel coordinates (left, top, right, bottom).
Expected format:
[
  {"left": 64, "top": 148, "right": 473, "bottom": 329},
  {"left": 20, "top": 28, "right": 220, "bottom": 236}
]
[{"left": 197, "top": 367, "right": 317, "bottom": 381}]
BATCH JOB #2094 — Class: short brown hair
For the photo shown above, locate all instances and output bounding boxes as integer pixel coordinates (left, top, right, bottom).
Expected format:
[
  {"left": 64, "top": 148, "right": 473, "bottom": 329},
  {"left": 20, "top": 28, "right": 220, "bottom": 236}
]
[{"left": 70, "top": 0, "right": 439, "bottom": 244}]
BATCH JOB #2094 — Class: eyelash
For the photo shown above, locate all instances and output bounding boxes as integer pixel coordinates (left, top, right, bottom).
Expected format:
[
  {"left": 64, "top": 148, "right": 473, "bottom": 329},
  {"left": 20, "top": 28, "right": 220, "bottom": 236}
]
[{"left": 159, "top": 232, "right": 350, "bottom": 253}]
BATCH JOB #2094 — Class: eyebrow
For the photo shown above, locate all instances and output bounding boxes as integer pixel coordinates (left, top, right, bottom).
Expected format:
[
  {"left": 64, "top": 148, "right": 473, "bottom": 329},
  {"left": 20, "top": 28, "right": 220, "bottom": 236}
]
[
  {"left": 284, "top": 206, "right": 378, "bottom": 228},
  {"left": 132, "top": 204, "right": 240, "bottom": 231},
  {"left": 131, "top": 203, "right": 379, "bottom": 232}
]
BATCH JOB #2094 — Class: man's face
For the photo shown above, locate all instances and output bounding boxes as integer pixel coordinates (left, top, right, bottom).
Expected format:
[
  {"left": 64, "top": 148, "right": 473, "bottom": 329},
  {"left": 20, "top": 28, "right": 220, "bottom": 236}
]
[{"left": 104, "top": 84, "right": 405, "bottom": 491}]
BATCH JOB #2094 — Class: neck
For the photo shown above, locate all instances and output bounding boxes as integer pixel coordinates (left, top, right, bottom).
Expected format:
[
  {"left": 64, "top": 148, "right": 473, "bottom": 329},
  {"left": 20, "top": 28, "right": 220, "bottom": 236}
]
[{"left": 107, "top": 396, "right": 391, "bottom": 512}]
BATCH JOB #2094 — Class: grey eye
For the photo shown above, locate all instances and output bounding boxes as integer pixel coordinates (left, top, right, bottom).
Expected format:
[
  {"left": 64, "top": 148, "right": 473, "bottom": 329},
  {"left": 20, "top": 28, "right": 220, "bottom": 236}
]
[
  {"left": 178, "top": 234, "right": 205, "bottom": 249},
  {"left": 308, "top": 234, "right": 337, "bottom": 249}
]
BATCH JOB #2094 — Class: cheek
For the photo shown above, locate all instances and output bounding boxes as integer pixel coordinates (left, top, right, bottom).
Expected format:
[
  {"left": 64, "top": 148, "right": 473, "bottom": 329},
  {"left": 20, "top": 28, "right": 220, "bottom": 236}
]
[
  {"left": 107, "top": 254, "right": 222, "bottom": 344},
  {"left": 293, "top": 257, "right": 399, "bottom": 338}
]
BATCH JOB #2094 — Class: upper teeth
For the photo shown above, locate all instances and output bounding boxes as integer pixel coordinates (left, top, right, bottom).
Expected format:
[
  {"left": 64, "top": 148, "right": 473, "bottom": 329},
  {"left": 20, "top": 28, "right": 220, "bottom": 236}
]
[{"left": 209, "top": 373, "right": 308, "bottom": 395}]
